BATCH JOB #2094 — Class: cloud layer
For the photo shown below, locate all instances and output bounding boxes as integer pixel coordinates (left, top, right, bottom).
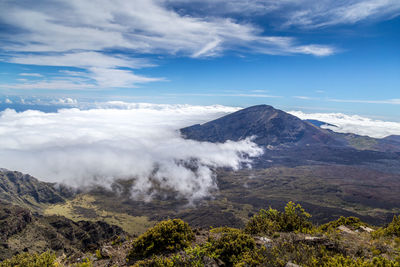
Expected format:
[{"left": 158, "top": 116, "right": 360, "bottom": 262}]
[
  {"left": 289, "top": 110, "right": 400, "bottom": 138},
  {"left": 0, "top": 104, "right": 262, "bottom": 200}
]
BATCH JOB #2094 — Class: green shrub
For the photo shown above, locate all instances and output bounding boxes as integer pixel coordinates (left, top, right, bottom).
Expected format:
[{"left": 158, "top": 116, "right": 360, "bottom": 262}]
[
  {"left": 207, "top": 227, "right": 256, "bottom": 266},
  {"left": 132, "top": 255, "right": 178, "bottom": 267},
  {"left": 311, "top": 255, "right": 400, "bottom": 267},
  {"left": 319, "top": 216, "right": 367, "bottom": 232},
  {"left": 127, "top": 219, "right": 194, "bottom": 261},
  {"left": 0, "top": 251, "right": 56, "bottom": 267},
  {"left": 132, "top": 245, "right": 215, "bottom": 267},
  {"left": 73, "top": 257, "right": 93, "bottom": 267},
  {"left": 245, "top": 201, "right": 313, "bottom": 235},
  {"left": 383, "top": 215, "right": 400, "bottom": 237},
  {"left": 234, "top": 248, "right": 266, "bottom": 267}
]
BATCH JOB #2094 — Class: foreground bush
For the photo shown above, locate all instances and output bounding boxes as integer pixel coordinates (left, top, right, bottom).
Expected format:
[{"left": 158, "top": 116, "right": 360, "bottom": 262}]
[
  {"left": 133, "top": 228, "right": 258, "bottom": 266},
  {"left": 245, "top": 201, "right": 313, "bottom": 235},
  {"left": 208, "top": 227, "right": 257, "bottom": 266},
  {"left": 127, "top": 219, "right": 194, "bottom": 261},
  {"left": 132, "top": 245, "right": 216, "bottom": 267},
  {"left": 0, "top": 251, "right": 56, "bottom": 267}
]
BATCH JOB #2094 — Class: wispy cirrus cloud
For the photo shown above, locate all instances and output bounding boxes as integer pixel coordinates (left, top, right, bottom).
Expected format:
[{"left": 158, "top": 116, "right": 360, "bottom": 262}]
[
  {"left": 283, "top": 0, "right": 400, "bottom": 28},
  {"left": 170, "top": 0, "right": 400, "bottom": 28},
  {"left": 0, "top": 0, "right": 338, "bottom": 91},
  {"left": 329, "top": 98, "right": 400, "bottom": 105},
  {"left": 0, "top": 80, "right": 96, "bottom": 91},
  {"left": 165, "top": 93, "right": 280, "bottom": 98},
  {"left": 19, "top": 73, "right": 43, "bottom": 77}
]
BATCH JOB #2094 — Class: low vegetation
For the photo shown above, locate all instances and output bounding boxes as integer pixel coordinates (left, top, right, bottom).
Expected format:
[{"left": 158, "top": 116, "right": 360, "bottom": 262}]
[
  {"left": 380, "top": 215, "right": 400, "bottom": 237},
  {"left": 2, "top": 201, "right": 400, "bottom": 266},
  {"left": 0, "top": 251, "right": 56, "bottom": 267},
  {"left": 244, "top": 201, "right": 313, "bottom": 235},
  {"left": 127, "top": 218, "right": 194, "bottom": 261},
  {"left": 319, "top": 216, "right": 368, "bottom": 232}
]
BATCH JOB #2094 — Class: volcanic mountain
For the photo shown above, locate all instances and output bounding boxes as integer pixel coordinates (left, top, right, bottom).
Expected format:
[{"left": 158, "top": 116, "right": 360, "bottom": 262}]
[
  {"left": 180, "top": 104, "right": 400, "bottom": 169},
  {"left": 180, "top": 104, "right": 342, "bottom": 147}
]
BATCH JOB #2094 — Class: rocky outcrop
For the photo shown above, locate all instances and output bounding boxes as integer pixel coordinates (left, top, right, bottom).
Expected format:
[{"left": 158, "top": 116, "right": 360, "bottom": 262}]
[{"left": 0, "top": 169, "right": 71, "bottom": 210}]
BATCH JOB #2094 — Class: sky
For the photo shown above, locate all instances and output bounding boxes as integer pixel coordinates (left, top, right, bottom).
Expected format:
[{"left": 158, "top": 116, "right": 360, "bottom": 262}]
[{"left": 0, "top": 0, "right": 399, "bottom": 120}]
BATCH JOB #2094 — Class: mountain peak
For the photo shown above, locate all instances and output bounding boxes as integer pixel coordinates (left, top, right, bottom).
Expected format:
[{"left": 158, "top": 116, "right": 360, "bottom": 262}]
[{"left": 180, "top": 104, "right": 339, "bottom": 147}]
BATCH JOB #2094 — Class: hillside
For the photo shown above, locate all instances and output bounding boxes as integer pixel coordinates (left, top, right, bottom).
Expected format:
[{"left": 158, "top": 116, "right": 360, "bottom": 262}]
[
  {"left": 1, "top": 202, "right": 400, "bottom": 266},
  {"left": 0, "top": 201, "right": 124, "bottom": 261},
  {"left": 0, "top": 169, "right": 72, "bottom": 211}
]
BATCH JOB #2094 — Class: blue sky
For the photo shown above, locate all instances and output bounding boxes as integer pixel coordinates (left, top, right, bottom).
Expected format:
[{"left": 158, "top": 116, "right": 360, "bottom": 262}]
[{"left": 0, "top": 0, "right": 399, "bottom": 120}]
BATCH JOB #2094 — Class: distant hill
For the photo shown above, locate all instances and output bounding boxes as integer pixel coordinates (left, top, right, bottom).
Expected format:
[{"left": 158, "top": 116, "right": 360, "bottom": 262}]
[
  {"left": 181, "top": 105, "right": 342, "bottom": 147},
  {"left": 379, "top": 135, "right": 400, "bottom": 151},
  {"left": 383, "top": 135, "right": 400, "bottom": 142}
]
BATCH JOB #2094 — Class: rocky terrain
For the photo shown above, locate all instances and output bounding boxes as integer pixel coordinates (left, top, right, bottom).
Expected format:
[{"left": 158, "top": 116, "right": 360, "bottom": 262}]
[{"left": 0, "top": 201, "right": 124, "bottom": 261}]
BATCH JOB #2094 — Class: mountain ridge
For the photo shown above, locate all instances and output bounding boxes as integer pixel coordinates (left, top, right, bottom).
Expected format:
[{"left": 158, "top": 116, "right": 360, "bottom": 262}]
[{"left": 0, "top": 169, "right": 73, "bottom": 211}]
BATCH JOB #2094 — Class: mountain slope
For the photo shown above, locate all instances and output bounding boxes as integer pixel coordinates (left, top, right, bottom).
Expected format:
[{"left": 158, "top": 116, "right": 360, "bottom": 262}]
[
  {"left": 180, "top": 105, "right": 342, "bottom": 147},
  {"left": 0, "top": 169, "right": 72, "bottom": 211}
]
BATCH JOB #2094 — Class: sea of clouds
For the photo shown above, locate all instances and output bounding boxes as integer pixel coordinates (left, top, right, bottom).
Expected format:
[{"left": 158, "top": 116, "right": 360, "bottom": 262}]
[
  {"left": 289, "top": 111, "right": 400, "bottom": 138},
  {"left": 1, "top": 103, "right": 400, "bottom": 201},
  {"left": 0, "top": 103, "right": 263, "bottom": 201}
]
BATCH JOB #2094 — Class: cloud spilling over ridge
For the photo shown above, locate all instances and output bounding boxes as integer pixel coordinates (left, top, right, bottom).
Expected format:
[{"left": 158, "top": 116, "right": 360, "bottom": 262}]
[
  {"left": 289, "top": 111, "right": 400, "bottom": 138},
  {"left": 0, "top": 104, "right": 262, "bottom": 200}
]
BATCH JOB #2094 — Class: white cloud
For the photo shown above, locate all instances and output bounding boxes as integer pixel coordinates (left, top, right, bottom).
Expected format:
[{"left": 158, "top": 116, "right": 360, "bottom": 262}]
[
  {"left": 289, "top": 110, "right": 400, "bottom": 138},
  {"left": 293, "top": 96, "right": 312, "bottom": 100},
  {"left": 0, "top": 104, "right": 262, "bottom": 200},
  {"left": 4, "top": 98, "right": 12, "bottom": 104},
  {"left": 56, "top": 98, "right": 78, "bottom": 105},
  {"left": 10, "top": 52, "right": 153, "bottom": 69},
  {"left": 88, "top": 67, "right": 165, "bottom": 88},
  {"left": 7, "top": 52, "right": 162, "bottom": 89},
  {"left": 19, "top": 73, "right": 43, "bottom": 77}
]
